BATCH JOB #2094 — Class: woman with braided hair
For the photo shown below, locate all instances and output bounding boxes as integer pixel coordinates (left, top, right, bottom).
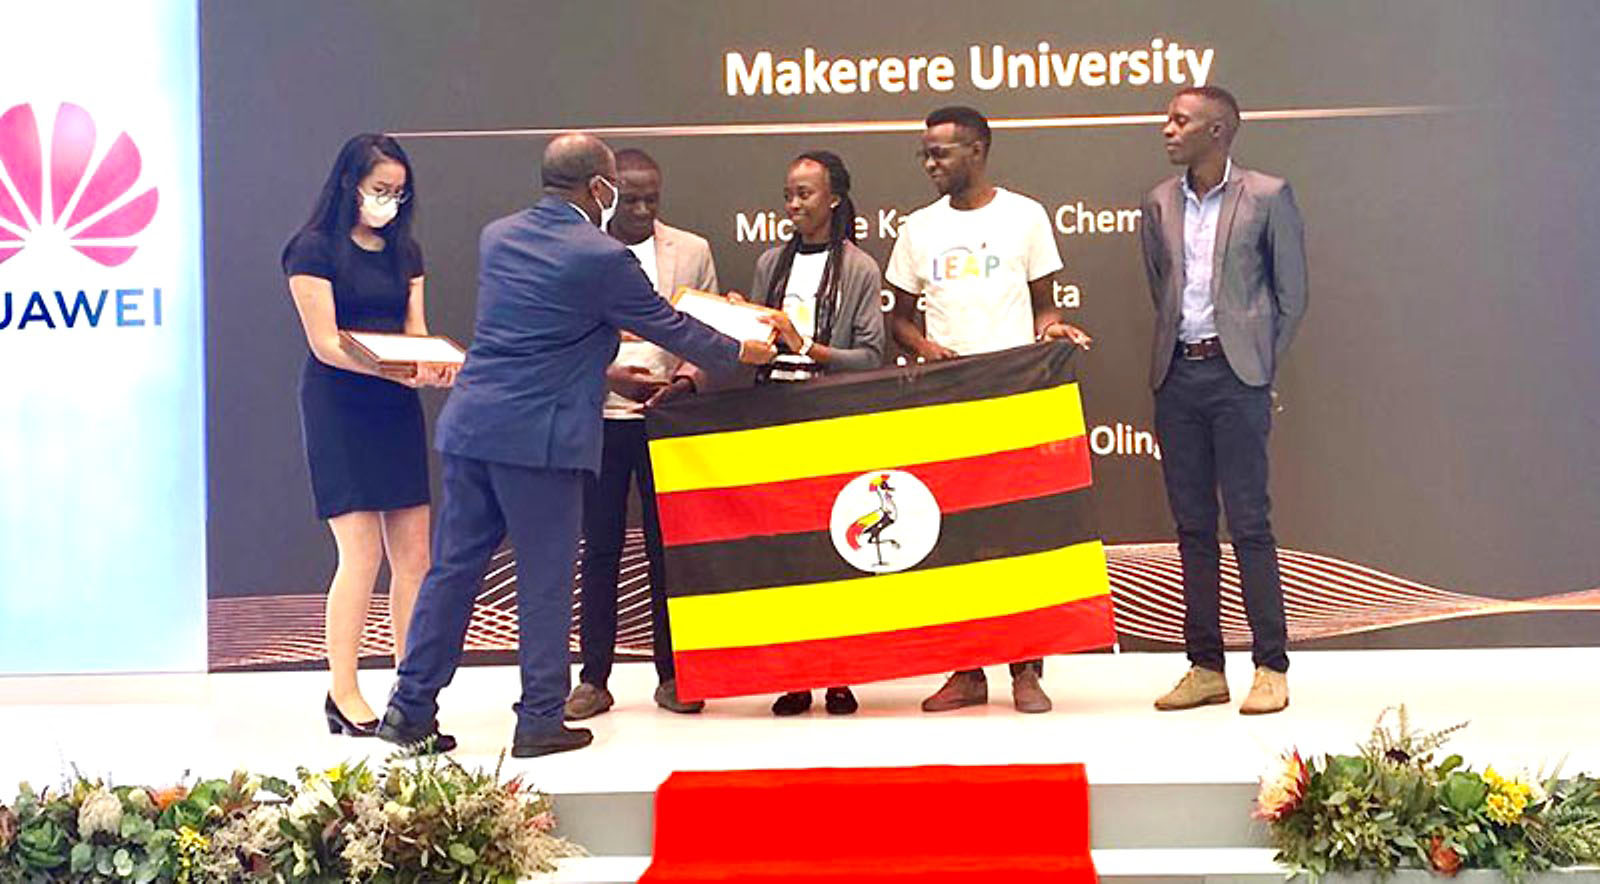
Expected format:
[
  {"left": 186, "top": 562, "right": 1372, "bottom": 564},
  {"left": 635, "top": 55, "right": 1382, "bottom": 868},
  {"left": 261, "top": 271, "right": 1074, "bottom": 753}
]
[
  {"left": 750, "top": 150, "right": 886, "bottom": 384},
  {"left": 744, "top": 150, "right": 886, "bottom": 715}
]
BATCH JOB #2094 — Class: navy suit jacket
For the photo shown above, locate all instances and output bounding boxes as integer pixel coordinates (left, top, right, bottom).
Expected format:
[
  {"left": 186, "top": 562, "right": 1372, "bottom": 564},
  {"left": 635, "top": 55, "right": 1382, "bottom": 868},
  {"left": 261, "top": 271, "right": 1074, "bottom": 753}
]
[{"left": 435, "top": 195, "right": 741, "bottom": 473}]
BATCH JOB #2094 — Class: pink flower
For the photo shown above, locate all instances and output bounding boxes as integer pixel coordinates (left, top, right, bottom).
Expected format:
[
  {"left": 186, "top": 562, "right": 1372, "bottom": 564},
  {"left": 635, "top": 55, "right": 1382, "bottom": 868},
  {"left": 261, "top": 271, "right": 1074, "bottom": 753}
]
[
  {"left": 528, "top": 811, "right": 554, "bottom": 833},
  {"left": 1253, "top": 750, "right": 1311, "bottom": 821}
]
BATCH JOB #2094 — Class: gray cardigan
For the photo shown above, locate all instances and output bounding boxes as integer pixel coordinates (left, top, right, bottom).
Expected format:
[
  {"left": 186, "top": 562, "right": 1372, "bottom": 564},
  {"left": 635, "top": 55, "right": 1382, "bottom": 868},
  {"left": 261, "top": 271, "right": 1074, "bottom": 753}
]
[{"left": 749, "top": 239, "right": 886, "bottom": 373}]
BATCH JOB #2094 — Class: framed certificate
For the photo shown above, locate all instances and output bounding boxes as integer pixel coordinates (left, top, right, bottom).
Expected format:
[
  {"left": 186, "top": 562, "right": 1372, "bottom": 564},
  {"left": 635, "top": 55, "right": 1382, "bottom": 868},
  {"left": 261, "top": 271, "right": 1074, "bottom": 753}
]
[
  {"left": 669, "top": 286, "right": 778, "bottom": 344},
  {"left": 339, "top": 331, "right": 466, "bottom": 378}
]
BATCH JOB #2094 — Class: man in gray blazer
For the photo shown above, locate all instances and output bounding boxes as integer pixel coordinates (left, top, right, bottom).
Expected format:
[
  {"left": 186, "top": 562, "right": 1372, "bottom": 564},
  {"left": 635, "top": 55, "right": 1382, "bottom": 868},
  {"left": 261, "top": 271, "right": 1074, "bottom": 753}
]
[
  {"left": 566, "top": 148, "right": 722, "bottom": 721},
  {"left": 1138, "top": 86, "right": 1307, "bottom": 715}
]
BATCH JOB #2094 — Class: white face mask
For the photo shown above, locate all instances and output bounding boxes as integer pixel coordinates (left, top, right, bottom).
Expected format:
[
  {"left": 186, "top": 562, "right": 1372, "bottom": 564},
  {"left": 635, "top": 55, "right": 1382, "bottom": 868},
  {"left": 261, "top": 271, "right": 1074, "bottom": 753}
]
[
  {"left": 593, "top": 176, "right": 619, "bottom": 229},
  {"left": 359, "top": 191, "right": 399, "bottom": 229}
]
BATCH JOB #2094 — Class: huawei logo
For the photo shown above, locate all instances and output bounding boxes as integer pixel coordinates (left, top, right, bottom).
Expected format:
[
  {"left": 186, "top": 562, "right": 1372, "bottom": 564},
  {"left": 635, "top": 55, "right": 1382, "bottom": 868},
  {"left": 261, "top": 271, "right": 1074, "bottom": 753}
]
[{"left": 0, "top": 102, "right": 159, "bottom": 268}]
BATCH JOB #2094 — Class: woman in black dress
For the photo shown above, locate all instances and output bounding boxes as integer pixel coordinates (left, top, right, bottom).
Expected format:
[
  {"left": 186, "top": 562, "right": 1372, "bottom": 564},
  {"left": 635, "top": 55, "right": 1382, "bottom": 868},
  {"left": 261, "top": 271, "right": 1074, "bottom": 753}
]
[{"left": 282, "top": 134, "right": 455, "bottom": 736}]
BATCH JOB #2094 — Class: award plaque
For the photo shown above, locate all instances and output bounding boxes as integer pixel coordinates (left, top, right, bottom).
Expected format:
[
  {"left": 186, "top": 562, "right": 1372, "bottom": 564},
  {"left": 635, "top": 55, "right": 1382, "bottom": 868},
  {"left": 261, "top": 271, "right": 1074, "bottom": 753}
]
[
  {"left": 339, "top": 331, "right": 466, "bottom": 378},
  {"left": 669, "top": 286, "right": 779, "bottom": 344}
]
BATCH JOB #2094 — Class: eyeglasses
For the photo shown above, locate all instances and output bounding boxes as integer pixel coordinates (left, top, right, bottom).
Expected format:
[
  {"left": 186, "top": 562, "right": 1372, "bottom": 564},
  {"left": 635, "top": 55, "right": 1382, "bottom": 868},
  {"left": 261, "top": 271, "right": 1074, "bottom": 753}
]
[
  {"left": 360, "top": 187, "right": 411, "bottom": 206},
  {"left": 915, "top": 141, "right": 974, "bottom": 162}
]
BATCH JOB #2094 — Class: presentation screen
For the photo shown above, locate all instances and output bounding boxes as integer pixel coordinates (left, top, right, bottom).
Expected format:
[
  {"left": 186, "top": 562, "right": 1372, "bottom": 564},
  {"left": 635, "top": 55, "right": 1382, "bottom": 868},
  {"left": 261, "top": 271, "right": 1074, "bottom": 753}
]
[{"left": 198, "top": 0, "right": 1600, "bottom": 668}]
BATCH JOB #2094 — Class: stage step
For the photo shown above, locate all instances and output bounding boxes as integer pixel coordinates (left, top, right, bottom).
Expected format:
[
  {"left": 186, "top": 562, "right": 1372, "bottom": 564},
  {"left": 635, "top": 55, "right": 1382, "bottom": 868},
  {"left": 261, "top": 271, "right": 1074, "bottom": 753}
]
[
  {"left": 538, "top": 850, "right": 1279, "bottom": 883},
  {"left": 537, "top": 852, "right": 1600, "bottom": 883},
  {"left": 550, "top": 782, "right": 1270, "bottom": 855},
  {"left": 546, "top": 784, "right": 1600, "bottom": 883}
]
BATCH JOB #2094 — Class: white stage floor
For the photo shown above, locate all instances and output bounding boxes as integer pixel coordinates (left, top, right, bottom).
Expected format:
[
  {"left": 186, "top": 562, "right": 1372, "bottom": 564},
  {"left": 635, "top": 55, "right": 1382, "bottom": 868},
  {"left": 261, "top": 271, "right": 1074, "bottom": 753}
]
[{"left": 5, "top": 648, "right": 1597, "bottom": 795}]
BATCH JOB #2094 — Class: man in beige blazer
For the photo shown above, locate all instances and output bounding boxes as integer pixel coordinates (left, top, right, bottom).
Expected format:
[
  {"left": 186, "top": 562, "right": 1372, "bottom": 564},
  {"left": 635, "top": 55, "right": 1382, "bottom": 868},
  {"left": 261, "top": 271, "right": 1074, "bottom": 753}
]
[
  {"left": 1139, "top": 86, "right": 1307, "bottom": 715},
  {"left": 566, "top": 148, "right": 719, "bottom": 720}
]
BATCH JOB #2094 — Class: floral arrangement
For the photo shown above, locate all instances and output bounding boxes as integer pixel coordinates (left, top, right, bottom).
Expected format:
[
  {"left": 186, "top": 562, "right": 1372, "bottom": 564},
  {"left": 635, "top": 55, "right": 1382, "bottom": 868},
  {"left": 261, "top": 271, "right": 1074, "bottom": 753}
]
[
  {"left": 0, "top": 754, "right": 579, "bottom": 883},
  {"left": 1256, "top": 706, "right": 1600, "bottom": 881}
]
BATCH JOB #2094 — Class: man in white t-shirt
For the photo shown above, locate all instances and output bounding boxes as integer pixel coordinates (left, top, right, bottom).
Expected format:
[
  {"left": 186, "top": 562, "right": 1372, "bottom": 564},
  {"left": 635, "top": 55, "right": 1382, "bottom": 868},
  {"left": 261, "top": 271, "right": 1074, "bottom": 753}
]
[
  {"left": 886, "top": 105, "right": 1092, "bottom": 715},
  {"left": 564, "top": 148, "right": 720, "bottom": 721}
]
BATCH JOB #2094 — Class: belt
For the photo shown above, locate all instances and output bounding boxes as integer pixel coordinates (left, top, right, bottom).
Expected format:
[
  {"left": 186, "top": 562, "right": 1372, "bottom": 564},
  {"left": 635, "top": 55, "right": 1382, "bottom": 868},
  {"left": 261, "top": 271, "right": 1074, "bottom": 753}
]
[{"left": 1178, "top": 337, "right": 1223, "bottom": 360}]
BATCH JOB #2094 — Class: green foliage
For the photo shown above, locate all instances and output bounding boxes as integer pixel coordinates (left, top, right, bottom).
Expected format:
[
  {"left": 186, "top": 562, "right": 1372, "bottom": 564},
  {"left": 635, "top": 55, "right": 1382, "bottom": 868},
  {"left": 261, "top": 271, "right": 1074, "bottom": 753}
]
[
  {"left": 1262, "top": 707, "right": 1600, "bottom": 882},
  {"left": 0, "top": 755, "right": 578, "bottom": 883},
  {"left": 1441, "top": 770, "right": 1489, "bottom": 815},
  {"left": 14, "top": 813, "right": 67, "bottom": 871}
]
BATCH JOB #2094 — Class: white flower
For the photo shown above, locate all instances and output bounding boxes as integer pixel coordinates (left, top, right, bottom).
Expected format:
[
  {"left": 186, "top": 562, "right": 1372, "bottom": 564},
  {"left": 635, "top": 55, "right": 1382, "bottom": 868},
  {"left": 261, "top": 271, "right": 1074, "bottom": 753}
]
[
  {"left": 287, "top": 778, "right": 336, "bottom": 823},
  {"left": 123, "top": 788, "right": 154, "bottom": 814},
  {"left": 382, "top": 800, "right": 414, "bottom": 825},
  {"left": 1252, "top": 750, "right": 1310, "bottom": 822},
  {"left": 1526, "top": 774, "right": 1549, "bottom": 806},
  {"left": 78, "top": 789, "right": 125, "bottom": 838},
  {"left": 340, "top": 831, "right": 385, "bottom": 878}
]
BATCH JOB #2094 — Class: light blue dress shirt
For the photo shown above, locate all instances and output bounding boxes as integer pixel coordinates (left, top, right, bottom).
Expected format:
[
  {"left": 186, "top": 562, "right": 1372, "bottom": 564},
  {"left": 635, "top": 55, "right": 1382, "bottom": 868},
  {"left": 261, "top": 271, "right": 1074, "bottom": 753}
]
[{"left": 1178, "top": 157, "right": 1232, "bottom": 343}]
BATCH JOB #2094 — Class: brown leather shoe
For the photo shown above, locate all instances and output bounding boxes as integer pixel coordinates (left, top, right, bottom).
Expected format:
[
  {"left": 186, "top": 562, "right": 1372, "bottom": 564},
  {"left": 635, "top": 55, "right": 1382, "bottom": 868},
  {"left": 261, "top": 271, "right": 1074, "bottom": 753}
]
[
  {"left": 1011, "top": 668, "right": 1052, "bottom": 713},
  {"left": 921, "top": 671, "right": 987, "bottom": 712},
  {"left": 563, "top": 683, "right": 613, "bottom": 721},
  {"left": 653, "top": 680, "right": 705, "bottom": 714},
  {"left": 1154, "top": 666, "right": 1230, "bottom": 711},
  {"left": 1239, "top": 667, "right": 1289, "bottom": 715}
]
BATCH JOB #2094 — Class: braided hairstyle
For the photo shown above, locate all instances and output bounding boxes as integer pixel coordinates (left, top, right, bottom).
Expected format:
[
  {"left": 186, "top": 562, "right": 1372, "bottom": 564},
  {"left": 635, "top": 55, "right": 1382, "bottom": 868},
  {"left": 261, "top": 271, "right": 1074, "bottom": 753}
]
[{"left": 761, "top": 150, "right": 857, "bottom": 348}]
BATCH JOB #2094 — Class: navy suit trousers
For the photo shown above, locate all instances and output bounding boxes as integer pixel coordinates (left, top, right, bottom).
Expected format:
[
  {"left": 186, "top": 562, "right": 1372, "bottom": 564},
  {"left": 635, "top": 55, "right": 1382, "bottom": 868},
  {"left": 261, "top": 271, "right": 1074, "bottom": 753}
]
[
  {"left": 392, "top": 454, "right": 584, "bottom": 735},
  {"left": 1154, "top": 353, "right": 1289, "bottom": 673}
]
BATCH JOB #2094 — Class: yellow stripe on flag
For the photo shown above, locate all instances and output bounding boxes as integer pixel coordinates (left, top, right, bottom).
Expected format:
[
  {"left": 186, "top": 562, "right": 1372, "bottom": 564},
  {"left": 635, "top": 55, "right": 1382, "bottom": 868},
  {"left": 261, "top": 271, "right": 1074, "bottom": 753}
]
[
  {"left": 650, "top": 383, "right": 1085, "bottom": 494},
  {"left": 666, "top": 540, "right": 1109, "bottom": 651}
]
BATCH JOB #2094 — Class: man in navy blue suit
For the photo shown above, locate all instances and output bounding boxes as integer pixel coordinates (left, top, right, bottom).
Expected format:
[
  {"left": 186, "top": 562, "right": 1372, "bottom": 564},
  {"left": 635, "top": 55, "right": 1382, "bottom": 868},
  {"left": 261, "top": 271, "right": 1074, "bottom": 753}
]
[{"left": 379, "top": 133, "right": 776, "bottom": 758}]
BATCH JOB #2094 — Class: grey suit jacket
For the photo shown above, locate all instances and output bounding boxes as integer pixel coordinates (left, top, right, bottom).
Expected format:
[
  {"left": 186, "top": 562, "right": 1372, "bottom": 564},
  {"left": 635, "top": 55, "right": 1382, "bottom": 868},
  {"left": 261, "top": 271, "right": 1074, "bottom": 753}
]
[
  {"left": 696, "top": 240, "right": 886, "bottom": 391},
  {"left": 651, "top": 219, "right": 719, "bottom": 298},
  {"left": 604, "top": 219, "right": 720, "bottom": 416},
  {"left": 1139, "top": 162, "right": 1308, "bottom": 389},
  {"left": 750, "top": 240, "right": 886, "bottom": 373}
]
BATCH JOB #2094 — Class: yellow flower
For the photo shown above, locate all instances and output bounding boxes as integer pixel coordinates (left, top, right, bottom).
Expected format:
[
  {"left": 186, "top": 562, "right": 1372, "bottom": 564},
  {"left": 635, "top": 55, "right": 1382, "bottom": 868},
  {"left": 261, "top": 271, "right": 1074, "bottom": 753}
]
[
  {"left": 324, "top": 765, "right": 344, "bottom": 784},
  {"left": 1483, "top": 767, "right": 1530, "bottom": 824},
  {"left": 176, "top": 825, "right": 210, "bottom": 852},
  {"left": 1486, "top": 793, "right": 1518, "bottom": 824}
]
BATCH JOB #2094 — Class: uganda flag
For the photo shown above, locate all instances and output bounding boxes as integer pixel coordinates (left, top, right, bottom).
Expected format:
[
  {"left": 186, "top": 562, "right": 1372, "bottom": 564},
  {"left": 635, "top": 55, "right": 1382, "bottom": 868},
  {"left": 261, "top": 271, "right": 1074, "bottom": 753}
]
[{"left": 646, "top": 341, "right": 1114, "bottom": 701}]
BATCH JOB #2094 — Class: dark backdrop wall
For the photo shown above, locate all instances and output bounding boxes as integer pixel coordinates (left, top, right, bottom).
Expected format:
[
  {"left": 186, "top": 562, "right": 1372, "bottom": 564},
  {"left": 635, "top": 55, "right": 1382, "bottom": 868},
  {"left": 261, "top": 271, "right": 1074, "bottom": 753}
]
[{"left": 202, "top": 0, "right": 1600, "bottom": 667}]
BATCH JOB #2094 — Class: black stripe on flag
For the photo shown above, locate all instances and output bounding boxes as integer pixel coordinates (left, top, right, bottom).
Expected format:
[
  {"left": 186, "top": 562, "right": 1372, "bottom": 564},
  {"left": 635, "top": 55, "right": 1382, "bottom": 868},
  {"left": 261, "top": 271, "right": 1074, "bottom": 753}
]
[
  {"left": 647, "top": 340, "right": 1079, "bottom": 440},
  {"left": 663, "top": 487, "right": 1100, "bottom": 598}
]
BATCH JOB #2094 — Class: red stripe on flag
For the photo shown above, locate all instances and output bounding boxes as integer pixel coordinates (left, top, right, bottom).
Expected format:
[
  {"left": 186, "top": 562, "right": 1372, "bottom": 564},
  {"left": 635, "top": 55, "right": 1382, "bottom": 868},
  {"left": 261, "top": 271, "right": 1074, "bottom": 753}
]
[
  {"left": 672, "top": 593, "right": 1115, "bottom": 701},
  {"left": 657, "top": 437, "right": 1091, "bottom": 548}
]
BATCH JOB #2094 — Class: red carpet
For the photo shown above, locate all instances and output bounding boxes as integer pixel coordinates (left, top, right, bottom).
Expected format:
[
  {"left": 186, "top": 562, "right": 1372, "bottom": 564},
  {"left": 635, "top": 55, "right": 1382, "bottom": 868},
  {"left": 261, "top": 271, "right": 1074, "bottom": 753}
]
[{"left": 639, "top": 764, "right": 1098, "bottom": 882}]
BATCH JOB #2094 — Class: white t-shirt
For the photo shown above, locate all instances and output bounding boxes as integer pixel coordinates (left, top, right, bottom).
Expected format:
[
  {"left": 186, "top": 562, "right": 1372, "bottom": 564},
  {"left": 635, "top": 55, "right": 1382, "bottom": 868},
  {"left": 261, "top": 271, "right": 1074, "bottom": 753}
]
[
  {"left": 770, "top": 248, "right": 828, "bottom": 381},
  {"left": 605, "top": 235, "right": 679, "bottom": 420},
  {"left": 885, "top": 187, "right": 1063, "bottom": 356},
  {"left": 627, "top": 236, "right": 659, "bottom": 290}
]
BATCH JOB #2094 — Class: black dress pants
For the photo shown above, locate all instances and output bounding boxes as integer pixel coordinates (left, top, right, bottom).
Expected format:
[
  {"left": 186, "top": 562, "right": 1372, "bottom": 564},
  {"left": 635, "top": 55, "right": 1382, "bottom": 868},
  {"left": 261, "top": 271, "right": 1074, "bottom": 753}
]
[
  {"left": 577, "top": 419, "right": 675, "bottom": 688},
  {"left": 1153, "top": 352, "right": 1289, "bottom": 673}
]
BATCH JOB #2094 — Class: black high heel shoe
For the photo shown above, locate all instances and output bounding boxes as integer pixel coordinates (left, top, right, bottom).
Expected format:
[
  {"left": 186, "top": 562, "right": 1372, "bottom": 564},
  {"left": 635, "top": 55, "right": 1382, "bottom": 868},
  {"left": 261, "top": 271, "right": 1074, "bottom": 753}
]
[{"left": 324, "top": 693, "right": 379, "bottom": 737}]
